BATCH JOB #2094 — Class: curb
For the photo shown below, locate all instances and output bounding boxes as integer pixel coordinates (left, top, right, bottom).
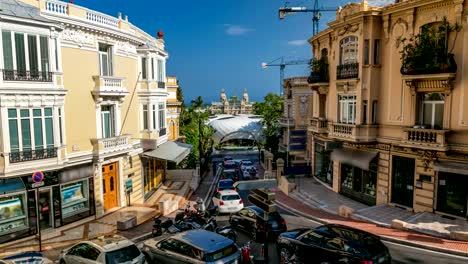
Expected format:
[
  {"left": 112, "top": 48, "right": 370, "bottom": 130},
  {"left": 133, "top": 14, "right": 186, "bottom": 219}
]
[
  {"left": 131, "top": 232, "right": 154, "bottom": 244},
  {"left": 274, "top": 199, "right": 468, "bottom": 258}
]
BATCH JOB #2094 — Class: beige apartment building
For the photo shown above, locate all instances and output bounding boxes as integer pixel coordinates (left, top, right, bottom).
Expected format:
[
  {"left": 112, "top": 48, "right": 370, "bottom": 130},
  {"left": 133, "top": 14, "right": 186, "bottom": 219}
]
[
  {"left": 0, "top": 0, "right": 190, "bottom": 244},
  {"left": 283, "top": 0, "right": 468, "bottom": 219},
  {"left": 166, "top": 76, "right": 182, "bottom": 141}
]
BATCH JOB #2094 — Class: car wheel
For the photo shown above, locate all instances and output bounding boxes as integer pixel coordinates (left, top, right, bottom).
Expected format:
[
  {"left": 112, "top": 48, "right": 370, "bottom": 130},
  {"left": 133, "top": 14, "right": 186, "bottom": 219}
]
[
  {"left": 59, "top": 260, "right": 66, "bottom": 264},
  {"left": 280, "top": 247, "right": 292, "bottom": 264},
  {"left": 142, "top": 252, "right": 151, "bottom": 264}
]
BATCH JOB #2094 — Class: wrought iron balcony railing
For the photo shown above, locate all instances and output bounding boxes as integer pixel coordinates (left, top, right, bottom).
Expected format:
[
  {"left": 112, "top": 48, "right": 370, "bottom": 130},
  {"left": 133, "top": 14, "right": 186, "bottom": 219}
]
[
  {"left": 158, "top": 82, "right": 166, "bottom": 88},
  {"left": 337, "top": 63, "right": 359, "bottom": 79},
  {"left": 9, "top": 147, "right": 58, "bottom": 163},
  {"left": 3, "top": 70, "right": 53, "bottom": 82}
]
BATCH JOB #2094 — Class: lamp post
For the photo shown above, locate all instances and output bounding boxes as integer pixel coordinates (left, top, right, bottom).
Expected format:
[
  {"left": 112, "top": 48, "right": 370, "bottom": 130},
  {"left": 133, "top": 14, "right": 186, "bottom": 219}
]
[{"left": 191, "top": 100, "right": 203, "bottom": 176}]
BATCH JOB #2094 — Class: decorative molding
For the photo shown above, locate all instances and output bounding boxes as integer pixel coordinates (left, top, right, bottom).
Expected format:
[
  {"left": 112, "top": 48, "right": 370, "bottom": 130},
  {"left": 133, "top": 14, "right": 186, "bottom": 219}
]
[
  {"left": 417, "top": 150, "right": 438, "bottom": 171},
  {"left": 392, "top": 18, "right": 408, "bottom": 41},
  {"left": 0, "top": 94, "right": 65, "bottom": 107},
  {"left": 61, "top": 28, "right": 94, "bottom": 46},
  {"left": 402, "top": 73, "right": 456, "bottom": 95},
  {"left": 338, "top": 23, "right": 360, "bottom": 36}
]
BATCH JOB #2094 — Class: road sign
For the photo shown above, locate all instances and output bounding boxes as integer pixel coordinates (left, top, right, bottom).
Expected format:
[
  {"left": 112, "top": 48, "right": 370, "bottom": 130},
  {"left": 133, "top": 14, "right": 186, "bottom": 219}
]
[
  {"left": 32, "top": 171, "right": 44, "bottom": 183},
  {"left": 252, "top": 189, "right": 275, "bottom": 202},
  {"left": 247, "top": 194, "right": 277, "bottom": 213},
  {"left": 233, "top": 179, "right": 277, "bottom": 191},
  {"left": 32, "top": 181, "right": 45, "bottom": 188}
]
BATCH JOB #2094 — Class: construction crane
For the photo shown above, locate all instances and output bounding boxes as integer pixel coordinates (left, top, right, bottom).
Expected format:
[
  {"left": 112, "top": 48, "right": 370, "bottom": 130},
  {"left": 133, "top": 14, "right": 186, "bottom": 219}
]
[
  {"left": 279, "top": 0, "right": 338, "bottom": 36},
  {"left": 262, "top": 57, "right": 311, "bottom": 95}
]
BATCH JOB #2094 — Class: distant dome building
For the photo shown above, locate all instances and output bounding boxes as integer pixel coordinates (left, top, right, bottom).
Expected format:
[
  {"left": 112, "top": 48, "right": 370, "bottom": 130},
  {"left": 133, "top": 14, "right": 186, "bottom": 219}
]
[{"left": 209, "top": 89, "right": 254, "bottom": 115}]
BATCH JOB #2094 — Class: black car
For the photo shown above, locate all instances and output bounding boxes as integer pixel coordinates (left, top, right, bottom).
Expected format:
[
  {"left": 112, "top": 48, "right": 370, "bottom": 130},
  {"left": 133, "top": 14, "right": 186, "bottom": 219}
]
[
  {"left": 276, "top": 224, "right": 391, "bottom": 264},
  {"left": 217, "top": 179, "right": 235, "bottom": 192},
  {"left": 229, "top": 206, "right": 287, "bottom": 242},
  {"left": 221, "top": 169, "right": 240, "bottom": 182}
]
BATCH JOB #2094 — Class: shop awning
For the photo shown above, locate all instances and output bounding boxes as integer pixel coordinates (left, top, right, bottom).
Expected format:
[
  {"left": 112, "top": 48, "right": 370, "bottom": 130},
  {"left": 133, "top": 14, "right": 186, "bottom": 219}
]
[
  {"left": 143, "top": 141, "right": 193, "bottom": 164},
  {"left": 331, "top": 148, "right": 378, "bottom": 171},
  {"left": 0, "top": 177, "right": 25, "bottom": 194},
  {"left": 434, "top": 160, "right": 468, "bottom": 175}
]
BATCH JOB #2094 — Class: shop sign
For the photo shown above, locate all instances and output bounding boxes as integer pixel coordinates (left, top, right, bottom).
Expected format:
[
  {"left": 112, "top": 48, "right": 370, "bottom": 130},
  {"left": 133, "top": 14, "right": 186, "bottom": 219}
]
[{"left": 125, "top": 179, "right": 133, "bottom": 194}]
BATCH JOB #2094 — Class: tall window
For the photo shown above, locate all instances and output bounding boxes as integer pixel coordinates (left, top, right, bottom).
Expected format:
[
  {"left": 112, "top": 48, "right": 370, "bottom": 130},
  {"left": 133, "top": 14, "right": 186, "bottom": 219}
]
[
  {"left": 151, "top": 58, "right": 155, "bottom": 80},
  {"left": 101, "top": 105, "right": 115, "bottom": 138},
  {"left": 338, "top": 95, "right": 356, "bottom": 124},
  {"left": 372, "top": 100, "right": 378, "bottom": 124},
  {"left": 418, "top": 93, "right": 444, "bottom": 129},
  {"left": 157, "top": 60, "right": 164, "bottom": 83},
  {"left": 8, "top": 108, "right": 55, "bottom": 153},
  {"left": 340, "top": 36, "right": 358, "bottom": 65},
  {"left": 374, "top": 39, "right": 381, "bottom": 65},
  {"left": 141, "top": 57, "right": 147, "bottom": 79},
  {"left": 158, "top": 103, "right": 165, "bottom": 129},
  {"left": 99, "top": 44, "right": 113, "bottom": 76},
  {"left": 362, "top": 100, "right": 368, "bottom": 124},
  {"left": 2, "top": 31, "right": 49, "bottom": 77},
  {"left": 363, "top": 39, "right": 369, "bottom": 65},
  {"left": 142, "top": 104, "right": 148, "bottom": 129},
  {"left": 152, "top": 105, "right": 157, "bottom": 130}
]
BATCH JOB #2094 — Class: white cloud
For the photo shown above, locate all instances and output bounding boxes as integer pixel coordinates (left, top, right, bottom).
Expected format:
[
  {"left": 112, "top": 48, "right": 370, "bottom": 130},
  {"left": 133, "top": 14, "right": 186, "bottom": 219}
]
[
  {"left": 368, "top": 0, "right": 394, "bottom": 7},
  {"left": 224, "top": 24, "right": 254, "bottom": 36},
  {"left": 287, "top": 40, "right": 307, "bottom": 46}
]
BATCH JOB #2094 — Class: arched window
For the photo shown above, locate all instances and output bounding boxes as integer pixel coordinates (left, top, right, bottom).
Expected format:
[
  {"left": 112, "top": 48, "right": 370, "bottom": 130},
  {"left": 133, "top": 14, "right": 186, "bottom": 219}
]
[
  {"left": 321, "top": 48, "right": 328, "bottom": 61},
  {"left": 340, "top": 36, "right": 358, "bottom": 65}
]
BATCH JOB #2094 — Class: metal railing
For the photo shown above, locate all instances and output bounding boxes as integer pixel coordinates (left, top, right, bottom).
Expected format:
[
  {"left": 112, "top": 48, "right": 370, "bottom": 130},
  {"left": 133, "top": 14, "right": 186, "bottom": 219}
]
[
  {"left": 3, "top": 70, "right": 53, "bottom": 82},
  {"left": 337, "top": 63, "right": 359, "bottom": 79},
  {"left": 9, "top": 147, "right": 58, "bottom": 163},
  {"left": 158, "top": 82, "right": 166, "bottom": 88}
]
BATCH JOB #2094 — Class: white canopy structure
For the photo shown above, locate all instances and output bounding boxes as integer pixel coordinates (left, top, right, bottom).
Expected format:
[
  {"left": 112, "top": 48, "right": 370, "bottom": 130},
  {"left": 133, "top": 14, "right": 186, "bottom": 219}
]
[{"left": 208, "top": 114, "right": 264, "bottom": 144}]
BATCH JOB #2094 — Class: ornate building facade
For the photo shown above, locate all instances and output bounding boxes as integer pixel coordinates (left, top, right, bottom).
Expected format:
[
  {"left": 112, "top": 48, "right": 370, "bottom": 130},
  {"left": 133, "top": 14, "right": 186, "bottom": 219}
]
[
  {"left": 285, "top": 0, "right": 468, "bottom": 219},
  {"left": 0, "top": 0, "right": 190, "bottom": 244},
  {"left": 209, "top": 89, "right": 253, "bottom": 115},
  {"left": 166, "top": 76, "right": 182, "bottom": 141}
]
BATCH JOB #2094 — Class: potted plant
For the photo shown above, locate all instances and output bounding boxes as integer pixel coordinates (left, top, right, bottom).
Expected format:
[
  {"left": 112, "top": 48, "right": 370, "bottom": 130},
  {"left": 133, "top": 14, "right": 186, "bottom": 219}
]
[
  {"left": 398, "top": 17, "right": 461, "bottom": 75},
  {"left": 308, "top": 57, "right": 329, "bottom": 83}
]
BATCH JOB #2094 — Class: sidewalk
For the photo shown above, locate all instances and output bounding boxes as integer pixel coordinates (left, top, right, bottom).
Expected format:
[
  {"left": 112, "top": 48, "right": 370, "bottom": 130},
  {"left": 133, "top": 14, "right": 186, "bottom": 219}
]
[{"left": 275, "top": 177, "right": 468, "bottom": 256}]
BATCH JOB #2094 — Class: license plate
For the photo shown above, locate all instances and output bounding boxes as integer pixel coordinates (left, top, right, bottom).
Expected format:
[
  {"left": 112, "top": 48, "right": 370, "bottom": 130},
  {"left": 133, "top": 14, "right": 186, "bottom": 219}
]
[
  {"left": 378, "top": 256, "right": 386, "bottom": 263},
  {"left": 228, "top": 207, "right": 236, "bottom": 210},
  {"left": 272, "top": 223, "right": 278, "bottom": 228}
]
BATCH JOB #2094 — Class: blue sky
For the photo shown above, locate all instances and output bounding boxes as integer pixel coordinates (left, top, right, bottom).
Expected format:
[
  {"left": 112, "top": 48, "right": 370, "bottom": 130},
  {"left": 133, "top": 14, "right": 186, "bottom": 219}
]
[{"left": 75, "top": 0, "right": 393, "bottom": 104}]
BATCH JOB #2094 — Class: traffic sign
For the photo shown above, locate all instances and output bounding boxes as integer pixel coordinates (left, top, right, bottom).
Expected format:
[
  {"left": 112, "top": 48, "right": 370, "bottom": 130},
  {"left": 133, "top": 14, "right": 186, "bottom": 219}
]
[
  {"left": 32, "top": 181, "right": 45, "bottom": 188},
  {"left": 32, "top": 171, "right": 44, "bottom": 183},
  {"left": 251, "top": 189, "right": 275, "bottom": 202},
  {"left": 247, "top": 194, "right": 277, "bottom": 213},
  {"left": 233, "top": 179, "right": 277, "bottom": 191}
]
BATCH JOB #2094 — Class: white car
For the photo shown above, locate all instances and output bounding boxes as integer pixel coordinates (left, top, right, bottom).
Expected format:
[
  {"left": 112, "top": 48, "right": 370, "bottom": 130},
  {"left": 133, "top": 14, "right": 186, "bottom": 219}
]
[
  {"left": 212, "top": 189, "right": 244, "bottom": 214},
  {"left": 59, "top": 235, "right": 146, "bottom": 264}
]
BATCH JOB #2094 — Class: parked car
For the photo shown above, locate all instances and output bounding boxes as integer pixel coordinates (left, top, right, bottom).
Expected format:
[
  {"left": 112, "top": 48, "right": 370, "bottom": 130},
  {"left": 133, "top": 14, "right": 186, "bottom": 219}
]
[
  {"left": 59, "top": 235, "right": 145, "bottom": 264},
  {"left": 223, "top": 156, "right": 233, "bottom": 164},
  {"left": 240, "top": 160, "right": 253, "bottom": 171},
  {"left": 2, "top": 252, "right": 52, "bottom": 264},
  {"left": 221, "top": 169, "right": 240, "bottom": 181},
  {"left": 217, "top": 179, "right": 235, "bottom": 192},
  {"left": 212, "top": 189, "right": 244, "bottom": 214},
  {"left": 142, "top": 229, "right": 240, "bottom": 263},
  {"left": 229, "top": 206, "right": 287, "bottom": 241},
  {"left": 276, "top": 224, "right": 391, "bottom": 264},
  {"left": 223, "top": 160, "right": 238, "bottom": 171}
]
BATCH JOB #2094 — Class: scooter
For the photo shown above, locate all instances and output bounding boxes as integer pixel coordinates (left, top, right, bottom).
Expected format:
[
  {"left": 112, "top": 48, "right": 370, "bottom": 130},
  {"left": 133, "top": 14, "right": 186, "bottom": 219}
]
[
  {"left": 240, "top": 241, "right": 254, "bottom": 264},
  {"left": 215, "top": 225, "right": 237, "bottom": 242}
]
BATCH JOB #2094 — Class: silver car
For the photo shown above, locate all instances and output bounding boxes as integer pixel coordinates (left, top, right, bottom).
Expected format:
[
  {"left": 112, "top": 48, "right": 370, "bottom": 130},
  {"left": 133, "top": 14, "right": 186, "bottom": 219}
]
[
  {"left": 59, "top": 235, "right": 146, "bottom": 264},
  {"left": 142, "top": 229, "right": 240, "bottom": 264}
]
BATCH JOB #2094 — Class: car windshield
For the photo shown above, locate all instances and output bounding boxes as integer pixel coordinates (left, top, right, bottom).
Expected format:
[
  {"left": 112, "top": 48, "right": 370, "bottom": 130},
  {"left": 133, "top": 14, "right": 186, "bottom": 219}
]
[
  {"left": 224, "top": 163, "right": 237, "bottom": 170},
  {"left": 221, "top": 194, "right": 240, "bottom": 201},
  {"left": 242, "top": 161, "right": 252, "bottom": 166},
  {"left": 105, "top": 245, "right": 141, "bottom": 264},
  {"left": 203, "top": 244, "right": 237, "bottom": 262}
]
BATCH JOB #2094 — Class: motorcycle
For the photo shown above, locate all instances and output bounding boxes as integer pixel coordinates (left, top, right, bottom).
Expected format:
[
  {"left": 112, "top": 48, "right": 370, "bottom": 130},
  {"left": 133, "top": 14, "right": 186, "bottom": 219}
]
[{"left": 215, "top": 225, "right": 237, "bottom": 242}]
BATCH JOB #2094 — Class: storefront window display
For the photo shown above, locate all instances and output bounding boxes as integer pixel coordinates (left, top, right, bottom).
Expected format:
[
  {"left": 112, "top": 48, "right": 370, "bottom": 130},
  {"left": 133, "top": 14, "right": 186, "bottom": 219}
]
[
  {"left": 142, "top": 158, "right": 165, "bottom": 200},
  {"left": 61, "top": 180, "right": 89, "bottom": 218},
  {"left": 0, "top": 193, "right": 28, "bottom": 235},
  {"left": 340, "top": 160, "right": 377, "bottom": 205},
  {"left": 314, "top": 143, "right": 332, "bottom": 186}
]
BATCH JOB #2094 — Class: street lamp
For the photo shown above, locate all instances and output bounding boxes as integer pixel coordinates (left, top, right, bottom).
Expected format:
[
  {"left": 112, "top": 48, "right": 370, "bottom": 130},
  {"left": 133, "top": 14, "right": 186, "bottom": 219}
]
[{"left": 191, "top": 100, "right": 203, "bottom": 176}]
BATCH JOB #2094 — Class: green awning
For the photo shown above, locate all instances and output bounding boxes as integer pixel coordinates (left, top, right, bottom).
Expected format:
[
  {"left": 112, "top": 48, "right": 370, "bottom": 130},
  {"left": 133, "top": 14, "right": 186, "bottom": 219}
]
[{"left": 143, "top": 141, "right": 193, "bottom": 164}]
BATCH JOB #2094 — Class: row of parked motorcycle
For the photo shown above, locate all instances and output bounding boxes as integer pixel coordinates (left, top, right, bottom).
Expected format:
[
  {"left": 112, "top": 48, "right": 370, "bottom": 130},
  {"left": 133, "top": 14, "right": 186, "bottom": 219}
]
[{"left": 151, "top": 198, "right": 237, "bottom": 242}]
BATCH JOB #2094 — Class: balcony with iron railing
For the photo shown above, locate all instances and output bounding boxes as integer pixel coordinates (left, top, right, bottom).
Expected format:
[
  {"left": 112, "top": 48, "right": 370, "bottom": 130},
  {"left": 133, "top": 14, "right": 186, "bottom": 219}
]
[
  {"left": 90, "top": 134, "right": 133, "bottom": 158},
  {"left": 401, "top": 127, "right": 449, "bottom": 151},
  {"left": 329, "top": 123, "right": 378, "bottom": 142},
  {"left": 308, "top": 118, "right": 328, "bottom": 134},
  {"left": 308, "top": 58, "right": 329, "bottom": 84},
  {"left": 337, "top": 63, "right": 359, "bottom": 79},
  {"left": 2, "top": 70, "right": 53, "bottom": 82},
  {"left": 8, "top": 147, "right": 58, "bottom": 163}
]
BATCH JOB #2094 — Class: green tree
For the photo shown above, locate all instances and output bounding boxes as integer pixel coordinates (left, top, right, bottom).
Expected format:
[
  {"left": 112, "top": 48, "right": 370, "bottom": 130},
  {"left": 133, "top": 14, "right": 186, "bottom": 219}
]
[
  {"left": 253, "top": 93, "right": 284, "bottom": 156},
  {"left": 179, "top": 96, "right": 214, "bottom": 171}
]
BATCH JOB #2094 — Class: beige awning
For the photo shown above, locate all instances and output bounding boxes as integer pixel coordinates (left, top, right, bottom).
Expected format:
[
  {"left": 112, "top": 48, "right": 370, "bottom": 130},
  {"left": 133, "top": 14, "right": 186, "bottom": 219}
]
[
  {"left": 434, "top": 160, "right": 468, "bottom": 175},
  {"left": 143, "top": 141, "right": 193, "bottom": 164},
  {"left": 331, "top": 148, "right": 378, "bottom": 171}
]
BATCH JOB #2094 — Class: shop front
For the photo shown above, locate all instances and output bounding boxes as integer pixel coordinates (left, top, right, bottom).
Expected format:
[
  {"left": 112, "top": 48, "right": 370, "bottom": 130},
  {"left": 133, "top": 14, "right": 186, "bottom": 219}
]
[
  {"left": 0, "top": 165, "right": 95, "bottom": 244},
  {"left": 314, "top": 142, "right": 332, "bottom": 187},
  {"left": 434, "top": 161, "right": 468, "bottom": 218},
  {"left": 141, "top": 157, "right": 165, "bottom": 200},
  {"left": 331, "top": 148, "right": 378, "bottom": 206}
]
